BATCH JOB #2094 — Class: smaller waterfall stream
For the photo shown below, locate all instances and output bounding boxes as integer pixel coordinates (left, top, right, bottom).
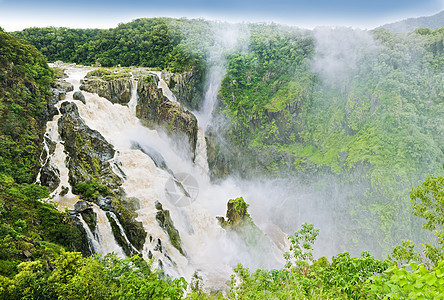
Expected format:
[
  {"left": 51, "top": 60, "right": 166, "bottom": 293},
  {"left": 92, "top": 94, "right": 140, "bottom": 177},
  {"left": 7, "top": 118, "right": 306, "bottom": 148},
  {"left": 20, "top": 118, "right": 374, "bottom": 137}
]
[
  {"left": 108, "top": 211, "right": 140, "bottom": 254},
  {"left": 128, "top": 78, "right": 138, "bottom": 115},
  {"left": 152, "top": 71, "right": 177, "bottom": 102},
  {"left": 78, "top": 213, "right": 101, "bottom": 254},
  {"left": 93, "top": 205, "right": 126, "bottom": 257}
]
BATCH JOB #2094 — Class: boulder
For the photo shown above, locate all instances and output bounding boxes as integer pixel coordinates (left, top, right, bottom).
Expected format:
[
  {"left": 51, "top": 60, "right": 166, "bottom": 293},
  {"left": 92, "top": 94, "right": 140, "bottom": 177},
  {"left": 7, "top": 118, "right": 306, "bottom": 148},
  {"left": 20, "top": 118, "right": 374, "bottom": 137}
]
[
  {"left": 74, "top": 200, "right": 92, "bottom": 213},
  {"left": 73, "top": 91, "right": 86, "bottom": 104}
]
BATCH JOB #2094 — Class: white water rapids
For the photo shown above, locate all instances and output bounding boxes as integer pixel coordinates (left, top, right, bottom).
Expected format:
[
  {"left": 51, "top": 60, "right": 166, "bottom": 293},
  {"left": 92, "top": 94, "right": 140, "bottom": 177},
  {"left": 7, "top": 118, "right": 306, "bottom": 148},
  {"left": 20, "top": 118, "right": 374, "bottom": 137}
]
[{"left": 42, "top": 65, "right": 288, "bottom": 288}]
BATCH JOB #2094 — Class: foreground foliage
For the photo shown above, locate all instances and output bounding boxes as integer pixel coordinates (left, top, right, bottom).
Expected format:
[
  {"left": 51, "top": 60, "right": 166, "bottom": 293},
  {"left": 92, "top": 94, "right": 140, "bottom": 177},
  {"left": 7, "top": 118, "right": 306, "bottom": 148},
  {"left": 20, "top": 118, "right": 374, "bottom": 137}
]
[{"left": 0, "top": 252, "right": 186, "bottom": 300}]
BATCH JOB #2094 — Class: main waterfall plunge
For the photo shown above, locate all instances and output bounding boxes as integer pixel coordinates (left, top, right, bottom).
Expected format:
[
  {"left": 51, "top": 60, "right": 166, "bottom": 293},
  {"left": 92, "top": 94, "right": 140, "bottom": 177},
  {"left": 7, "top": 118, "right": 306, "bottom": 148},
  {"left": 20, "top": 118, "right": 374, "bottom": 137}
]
[{"left": 40, "top": 65, "right": 287, "bottom": 288}]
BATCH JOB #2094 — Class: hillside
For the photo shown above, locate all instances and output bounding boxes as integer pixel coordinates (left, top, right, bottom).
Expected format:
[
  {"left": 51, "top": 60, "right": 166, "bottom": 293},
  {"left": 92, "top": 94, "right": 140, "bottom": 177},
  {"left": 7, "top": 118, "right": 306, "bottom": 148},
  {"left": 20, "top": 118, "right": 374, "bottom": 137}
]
[
  {"left": 0, "top": 31, "right": 88, "bottom": 276},
  {"left": 379, "top": 10, "right": 444, "bottom": 33}
]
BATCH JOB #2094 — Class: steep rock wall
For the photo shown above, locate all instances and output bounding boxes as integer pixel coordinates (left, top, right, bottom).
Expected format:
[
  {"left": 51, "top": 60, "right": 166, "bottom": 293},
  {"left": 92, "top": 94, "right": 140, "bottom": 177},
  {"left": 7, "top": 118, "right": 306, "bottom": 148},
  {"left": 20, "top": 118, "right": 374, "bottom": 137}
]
[{"left": 137, "top": 77, "right": 198, "bottom": 156}]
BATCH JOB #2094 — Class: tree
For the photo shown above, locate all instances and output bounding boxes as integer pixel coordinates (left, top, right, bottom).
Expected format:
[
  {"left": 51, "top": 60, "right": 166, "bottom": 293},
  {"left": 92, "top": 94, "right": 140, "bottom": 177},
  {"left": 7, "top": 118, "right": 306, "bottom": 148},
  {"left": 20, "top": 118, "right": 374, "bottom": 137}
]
[
  {"left": 284, "top": 222, "right": 319, "bottom": 276},
  {"left": 410, "top": 173, "right": 444, "bottom": 265}
]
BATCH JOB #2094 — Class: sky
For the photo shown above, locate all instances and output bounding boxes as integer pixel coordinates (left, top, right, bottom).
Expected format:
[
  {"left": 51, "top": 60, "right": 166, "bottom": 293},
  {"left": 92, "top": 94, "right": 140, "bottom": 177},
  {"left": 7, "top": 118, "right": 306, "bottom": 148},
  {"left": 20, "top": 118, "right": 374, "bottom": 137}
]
[{"left": 0, "top": 0, "right": 443, "bottom": 31}]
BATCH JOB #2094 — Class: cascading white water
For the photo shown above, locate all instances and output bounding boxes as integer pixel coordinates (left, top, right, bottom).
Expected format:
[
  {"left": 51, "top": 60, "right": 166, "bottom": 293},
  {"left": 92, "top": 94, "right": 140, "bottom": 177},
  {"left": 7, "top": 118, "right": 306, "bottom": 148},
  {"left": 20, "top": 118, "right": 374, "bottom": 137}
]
[
  {"left": 48, "top": 65, "right": 287, "bottom": 288},
  {"left": 78, "top": 213, "right": 101, "bottom": 254},
  {"left": 195, "top": 65, "right": 225, "bottom": 131},
  {"left": 38, "top": 66, "right": 126, "bottom": 257},
  {"left": 152, "top": 71, "right": 177, "bottom": 102},
  {"left": 194, "top": 129, "right": 210, "bottom": 182},
  {"left": 93, "top": 205, "right": 126, "bottom": 257},
  {"left": 108, "top": 211, "right": 140, "bottom": 254},
  {"left": 128, "top": 78, "right": 138, "bottom": 115}
]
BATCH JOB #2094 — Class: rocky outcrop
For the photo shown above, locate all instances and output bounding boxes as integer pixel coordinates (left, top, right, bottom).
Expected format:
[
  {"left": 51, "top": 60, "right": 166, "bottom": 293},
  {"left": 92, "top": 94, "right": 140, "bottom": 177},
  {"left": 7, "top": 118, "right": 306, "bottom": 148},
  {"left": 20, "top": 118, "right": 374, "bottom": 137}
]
[
  {"left": 58, "top": 101, "right": 122, "bottom": 191},
  {"left": 80, "top": 70, "right": 133, "bottom": 104},
  {"left": 155, "top": 201, "right": 184, "bottom": 256},
  {"left": 109, "top": 198, "right": 146, "bottom": 252},
  {"left": 58, "top": 101, "right": 146, "bottom": 254},
  {"left": 74, "top": 200, "right": 97, "bottom": 232},
  {"left": 73, "top": 91, "right": 86, "bottom": 104},
  {"left": 137, "top": 77, "right": 198, "bottom": 155},
  {"left": 162, "top": 68, "right": 204, "bottom": 110},
  {"left": 217, "top": 197, "right": 276, "bottom": 266},
  {"left": 217, "top": 197, "right": 250, "bottom": 228}
]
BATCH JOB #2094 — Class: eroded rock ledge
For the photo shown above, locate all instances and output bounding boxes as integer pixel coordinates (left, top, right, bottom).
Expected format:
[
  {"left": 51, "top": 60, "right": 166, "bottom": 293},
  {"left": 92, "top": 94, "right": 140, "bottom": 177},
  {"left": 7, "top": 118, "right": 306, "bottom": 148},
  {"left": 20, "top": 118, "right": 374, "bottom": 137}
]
[
  {"left": 80, "top": 69, "right": 133, "bottom": 104},
  {"left": 136, "top": 76, "right": 198, "bottom": 156}
]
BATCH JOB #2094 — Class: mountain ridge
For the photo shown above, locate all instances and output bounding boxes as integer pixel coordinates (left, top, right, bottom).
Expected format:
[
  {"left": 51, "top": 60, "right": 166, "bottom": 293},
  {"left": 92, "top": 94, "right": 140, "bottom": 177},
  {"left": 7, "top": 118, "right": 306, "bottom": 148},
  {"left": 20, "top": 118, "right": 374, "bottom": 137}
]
[{"left": 378, "top": 10, "right": 444, "bottom": 32}]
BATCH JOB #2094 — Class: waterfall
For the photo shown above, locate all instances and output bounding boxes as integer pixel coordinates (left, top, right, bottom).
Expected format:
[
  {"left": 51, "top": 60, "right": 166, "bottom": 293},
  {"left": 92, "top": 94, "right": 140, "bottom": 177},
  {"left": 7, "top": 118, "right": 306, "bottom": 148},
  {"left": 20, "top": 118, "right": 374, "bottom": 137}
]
[
  {"left": 50, "top": 65, "right": 287, "bottom": 288},
  {"left": 128, "top": 78, "right": 138, "bottom": 115},
  {"left": 195, "top": 65, "right": 225, "bottom": 131},
  {"left": 152, "top": 71, "right": 177, "bottom": 102},
  {"left": 93, "top": 205, "right": 126, "bottom": 257},
  {"left": 108, "top": 211, "right": 140, "bottom": 254},
  {"left": 78, "top": 213, "right": 101, "bottom": 254}
]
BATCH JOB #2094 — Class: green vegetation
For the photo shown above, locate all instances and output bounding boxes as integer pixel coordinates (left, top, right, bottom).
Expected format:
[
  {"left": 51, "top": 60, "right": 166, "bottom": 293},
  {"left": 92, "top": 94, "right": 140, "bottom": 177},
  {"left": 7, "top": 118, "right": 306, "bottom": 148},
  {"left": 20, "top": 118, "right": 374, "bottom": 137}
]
[
  {"left": 0, "top": 173, "right": 87, "bottom": 277},
  {"left": 0, "top": 252, "right": 187, "bottom": 299},
  {"left": 284, "top": 222, "right": 319, "bottom": 275},
  {"left": 12, "top": 18, "right": 211, "bottom": 73},
  {"left": 0, "top": 32, "right": 87, "bottom": 277},
  {"left": 0, "top": 31, "right": 53, "bottom": 183},
  {"left": 217, "top": 25, "right": 444, "bottom": 256},
  {"left": 76, "top": 180, "right": 111, "bottom": 201}
]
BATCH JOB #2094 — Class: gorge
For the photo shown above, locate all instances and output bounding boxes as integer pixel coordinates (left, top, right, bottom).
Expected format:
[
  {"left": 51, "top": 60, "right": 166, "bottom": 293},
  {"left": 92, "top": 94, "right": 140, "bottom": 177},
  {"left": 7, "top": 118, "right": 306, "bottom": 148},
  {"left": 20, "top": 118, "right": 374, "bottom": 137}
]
[{"left": 0, "top": 17, "right": 443, "bottom": 298}]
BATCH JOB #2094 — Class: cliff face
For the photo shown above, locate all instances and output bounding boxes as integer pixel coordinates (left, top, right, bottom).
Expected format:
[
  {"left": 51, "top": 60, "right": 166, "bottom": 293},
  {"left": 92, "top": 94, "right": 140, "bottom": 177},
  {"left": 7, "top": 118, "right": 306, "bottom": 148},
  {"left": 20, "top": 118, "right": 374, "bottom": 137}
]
[
  {"left": 162, "top": 68, "right": 204, "bottom": 110},
  {"left": 58, "top": 101, "right": 122, "bottom": 191},
  {"left": 80, "top": 70, "right": 133, "bottom": 104},
  {"left": 137, "top": 76, "right": 198, "bottom": 156}
]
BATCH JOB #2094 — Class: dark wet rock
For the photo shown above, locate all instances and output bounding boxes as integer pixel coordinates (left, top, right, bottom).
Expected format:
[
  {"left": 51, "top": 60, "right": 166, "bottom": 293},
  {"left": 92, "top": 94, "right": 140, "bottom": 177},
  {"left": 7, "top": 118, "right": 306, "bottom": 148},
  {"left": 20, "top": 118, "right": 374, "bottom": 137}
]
[
  {"left": 56, "top": 80, "right": 74, "bottom": 93},
  {"left": 73, "top": 91, "right": 86, "bottom": 104},
  {"left": 74, "top": 200, "right": 91, "bottom": 213},
  {"left": 69, "top": 214, "right": 94, "bottom": 257},
  {"left": 154, "top": 238, "right": 163, "bottom": 253},
  {"left": 73, "top": 201, "right": 97, "bottom": 232},
  {"left": 155, "top": 200, "right": 163, "bottom": 210},
  {"left": 155, "top": 202, "right": 184, "bottom": 255},
  {"left": 109, "top": 199, "right": 146, "bottom": 252},
  {"left": 80, "top": 70, "right": 133, "bottom": 104},
  {"left": 137, "top": 78, "right": 198, "bottom": 156},
  {"left": 107, "top": 211, "right": 139, "bottom": 257},
  {"left": 58, "top": 101, "right": 122, "bottom": 191},
  {"left": 121, "top": 196, "right": 141, "bottom": 211},
  {"left": 162, "top": 69, "right": 204, "bottom": 110},
  {"left": 97, "top": 196, "right": 113, "bottom": 211},
  {"left": 81, "top": 208, "right": 97, "bottom": 232},
  {"left": 131, "top": 141, "right": 170, "bottom": 171},
  {"left": 60, "top": 186, "right": 69, "bottom": 196},
  {"left": 39, "top": 162, "right": 60, "bottom": 192},
  {"left": 217, "top": 197, "right": 250, "bottom": 228}
]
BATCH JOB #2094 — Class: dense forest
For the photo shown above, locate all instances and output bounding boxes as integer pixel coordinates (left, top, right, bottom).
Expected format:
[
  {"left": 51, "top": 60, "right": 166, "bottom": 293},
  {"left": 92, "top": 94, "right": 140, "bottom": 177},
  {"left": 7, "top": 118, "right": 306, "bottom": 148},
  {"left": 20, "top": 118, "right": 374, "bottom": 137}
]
[
  {"left": 0, "top": 31, "right": 88, "bottom": 277},
  {"left": 0, "top": 18, "right": 444, "bottom": 298}
]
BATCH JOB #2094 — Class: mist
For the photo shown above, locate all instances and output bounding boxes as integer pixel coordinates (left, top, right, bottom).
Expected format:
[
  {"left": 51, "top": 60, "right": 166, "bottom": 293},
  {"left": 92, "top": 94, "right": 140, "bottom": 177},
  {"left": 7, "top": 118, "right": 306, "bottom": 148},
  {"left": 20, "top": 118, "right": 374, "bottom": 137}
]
[
  {"left": 311, "top": 26, "right": 381, "bottom": 88},
  {"left": 194, "top": 22, "right": 250, "bottom": 130}
]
